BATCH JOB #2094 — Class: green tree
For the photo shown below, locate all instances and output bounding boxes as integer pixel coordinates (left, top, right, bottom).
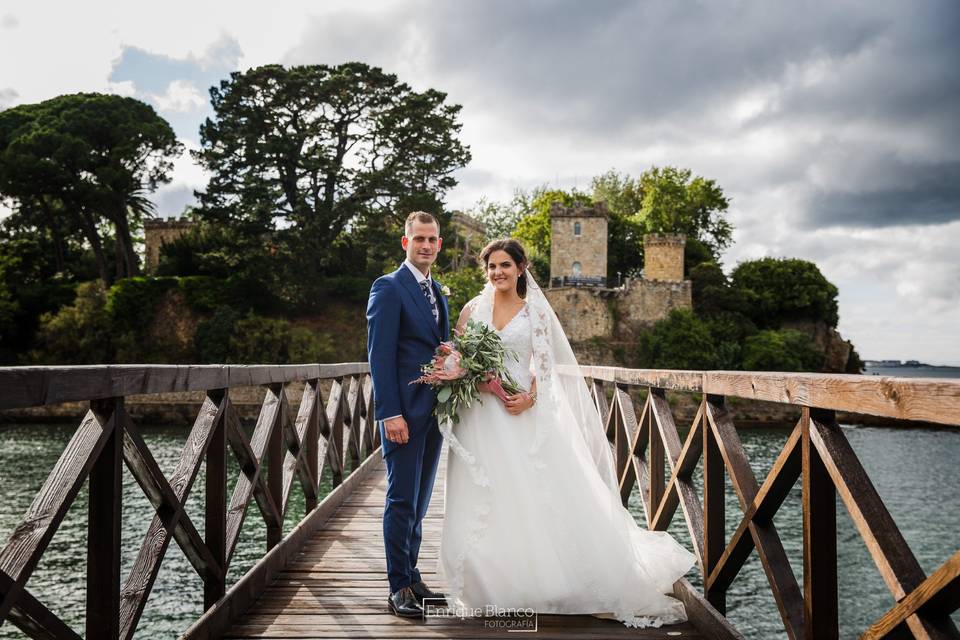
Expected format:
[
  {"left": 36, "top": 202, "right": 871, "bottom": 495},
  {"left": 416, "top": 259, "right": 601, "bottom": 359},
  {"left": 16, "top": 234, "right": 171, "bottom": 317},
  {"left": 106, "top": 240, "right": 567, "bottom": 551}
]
[
  {"left": 470, "top": 195, "right": 523, "bottom": 241},
  {"left": 741, "top": 329, "right": 825, "bottom": 372},
  {"left": 435, "top": 264, "right": 486, "bottom": 322},
  {"left": 638, "top": 309, "right": 719, "bottom": 370},
  {"left": 194, "top": 63, "right": 471, "bottom": 279},
  {"left": 28, "top": 281, "right": 114, "bottom": 364},
  {"left": 512, "top": 187, "right": 591, "bottom": 278},
  {"left": 731, "top": 257, "right": 840, "bottom": 328},
  {"left": 0, "top": 94, "right": 181, "bottom": 282},
  {"left": 591, "top": 169, "right": 727, "bottom": 281},
  {"left": 0, "top": 224, "right": 85, "bottom": 363},
  {"left": 637, "top": 166, "right": 732, "bottom": 257}
]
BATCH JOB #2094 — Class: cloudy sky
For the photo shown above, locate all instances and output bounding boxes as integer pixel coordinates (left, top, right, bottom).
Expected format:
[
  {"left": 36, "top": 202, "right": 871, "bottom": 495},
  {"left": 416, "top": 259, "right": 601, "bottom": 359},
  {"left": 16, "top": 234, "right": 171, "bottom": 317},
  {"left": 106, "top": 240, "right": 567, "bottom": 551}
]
[{"left": 1, "top": 0, "right": 958, "bottom": 364}]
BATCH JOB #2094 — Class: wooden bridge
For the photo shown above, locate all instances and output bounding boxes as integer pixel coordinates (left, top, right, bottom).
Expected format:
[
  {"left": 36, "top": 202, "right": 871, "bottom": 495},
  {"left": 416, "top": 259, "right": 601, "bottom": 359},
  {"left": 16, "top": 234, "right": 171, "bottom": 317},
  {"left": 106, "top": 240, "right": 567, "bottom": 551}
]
[{"left": 0, "top": 364, "right": 957, "bottom": 639}]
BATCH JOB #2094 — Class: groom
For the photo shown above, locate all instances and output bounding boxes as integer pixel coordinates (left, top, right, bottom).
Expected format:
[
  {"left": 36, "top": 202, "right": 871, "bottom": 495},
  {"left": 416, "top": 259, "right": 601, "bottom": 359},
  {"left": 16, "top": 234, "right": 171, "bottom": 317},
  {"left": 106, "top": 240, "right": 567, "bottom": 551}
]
[{"left": 366, "top": 211, "right": 450, "bottom": 618}]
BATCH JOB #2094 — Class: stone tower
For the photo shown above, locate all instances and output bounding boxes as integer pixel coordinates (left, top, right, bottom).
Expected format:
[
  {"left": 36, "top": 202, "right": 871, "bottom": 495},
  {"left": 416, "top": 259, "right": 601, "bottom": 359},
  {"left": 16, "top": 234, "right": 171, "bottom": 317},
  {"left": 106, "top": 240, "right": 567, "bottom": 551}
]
[
  {"left": 643, "top": 233, "right": 686, "bottom": 281},
  {"left": 143, "top": 217, "right": 196, "bottom": 274},
  {"left": 549, "top": 202, "right": 609, "bottom": 286}
]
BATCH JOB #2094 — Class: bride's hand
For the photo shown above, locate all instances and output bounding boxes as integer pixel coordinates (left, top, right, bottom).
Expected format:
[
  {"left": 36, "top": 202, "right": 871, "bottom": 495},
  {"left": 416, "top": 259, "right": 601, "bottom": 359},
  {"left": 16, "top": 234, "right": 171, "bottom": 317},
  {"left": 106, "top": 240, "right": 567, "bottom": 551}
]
[{"left": 504, "top": 392, "right": 534, "bottom": 415}]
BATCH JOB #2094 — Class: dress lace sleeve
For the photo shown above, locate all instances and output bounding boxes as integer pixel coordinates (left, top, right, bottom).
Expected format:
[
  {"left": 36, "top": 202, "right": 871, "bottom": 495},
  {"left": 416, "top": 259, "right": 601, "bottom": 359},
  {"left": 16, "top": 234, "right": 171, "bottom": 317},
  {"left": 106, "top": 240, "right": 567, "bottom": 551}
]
[{"left": 455, "top": 297, "right": 480, "bottom": 335}]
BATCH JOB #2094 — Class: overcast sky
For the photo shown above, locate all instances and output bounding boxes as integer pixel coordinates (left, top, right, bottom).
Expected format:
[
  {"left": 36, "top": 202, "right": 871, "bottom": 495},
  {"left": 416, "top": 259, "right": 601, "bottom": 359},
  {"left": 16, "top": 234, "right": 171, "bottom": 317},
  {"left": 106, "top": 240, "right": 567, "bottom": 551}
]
[{"left": 1, "top": 0, "right": 958, "bottom": 364}]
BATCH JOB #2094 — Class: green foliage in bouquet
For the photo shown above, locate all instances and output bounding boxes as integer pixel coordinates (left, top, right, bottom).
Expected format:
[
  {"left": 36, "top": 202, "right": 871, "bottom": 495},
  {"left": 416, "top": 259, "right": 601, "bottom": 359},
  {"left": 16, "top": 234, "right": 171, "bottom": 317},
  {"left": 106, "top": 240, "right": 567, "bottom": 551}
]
[{"left": 420, "top": 318, "right": 523, "bottom": 425}]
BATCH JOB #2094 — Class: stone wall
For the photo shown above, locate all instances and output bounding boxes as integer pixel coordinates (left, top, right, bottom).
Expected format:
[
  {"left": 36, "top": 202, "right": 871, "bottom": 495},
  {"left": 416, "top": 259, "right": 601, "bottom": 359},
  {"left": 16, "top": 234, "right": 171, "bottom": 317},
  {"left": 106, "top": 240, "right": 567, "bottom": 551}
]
[
  {"left": 545, "top": 277, "right": 692, "bottom": 343},
  {"left": 619, "top": 278, "right": 693, "bottom": 332},
  {"left": 144, "top": 218, "right": 196, "bottom": 274},
  {"left": 544, "top": 287, "right": 614, "bottom": 342},
  {"left": 549, "top": 203, "right": 608, "bottom": 281}
]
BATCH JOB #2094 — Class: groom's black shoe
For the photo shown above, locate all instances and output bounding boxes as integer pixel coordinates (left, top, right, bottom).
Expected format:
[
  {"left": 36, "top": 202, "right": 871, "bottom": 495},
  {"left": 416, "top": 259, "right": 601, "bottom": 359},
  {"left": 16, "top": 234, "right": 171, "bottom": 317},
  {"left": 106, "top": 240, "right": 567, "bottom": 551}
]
[
  {"left": 410, "top": 580, "right": 447, "bottom": 607},
  {"left": 387, "top": 586, "right": 423, "bottom": 618}
]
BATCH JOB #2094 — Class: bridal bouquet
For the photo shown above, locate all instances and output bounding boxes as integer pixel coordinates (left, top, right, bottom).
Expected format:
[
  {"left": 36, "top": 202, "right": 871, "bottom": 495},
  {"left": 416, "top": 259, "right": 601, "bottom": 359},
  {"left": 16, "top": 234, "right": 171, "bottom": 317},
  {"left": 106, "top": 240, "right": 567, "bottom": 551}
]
[{"left": 411, "top": 318, "right": 524, "bottom": 424}]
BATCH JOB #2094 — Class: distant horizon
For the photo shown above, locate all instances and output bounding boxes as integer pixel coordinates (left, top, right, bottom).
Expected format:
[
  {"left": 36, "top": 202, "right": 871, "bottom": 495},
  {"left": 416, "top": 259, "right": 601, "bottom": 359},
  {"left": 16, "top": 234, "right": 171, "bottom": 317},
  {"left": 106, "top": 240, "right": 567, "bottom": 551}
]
[{"left": 864, "top": 359, "right": 960, "bottom": 369}]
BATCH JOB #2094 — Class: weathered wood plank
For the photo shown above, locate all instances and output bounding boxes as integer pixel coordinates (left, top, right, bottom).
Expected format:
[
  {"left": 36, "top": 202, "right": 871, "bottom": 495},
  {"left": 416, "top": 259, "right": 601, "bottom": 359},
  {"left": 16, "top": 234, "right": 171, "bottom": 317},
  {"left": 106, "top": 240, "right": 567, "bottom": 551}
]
[
  {"left": 86, "top": 398, "right": 123, "bottom": 638},
  {"left": 802, "top": 408, "right": 838, "bottom": 639},
  {"left": 706, "top": 397, "right": 804, "bottom": 640},
  {"left": 707, "top": 421, "right": 802, "bottom": 595},
  {"left": 205, "top": 392, "right": 228, "bottom": 609},
  {"left": 808, "top": 412, "right": 959, "bottom": 638},
  {"left": 121, "top": 411, "right": 221, "bottom": 583},
  {"left": 703, "top": 396, "right": 726, "bottom": 614},
  {"left": 0, "top": 569, "right": 82, "bottom": 640},
  {"left": 224, "top": 396, "right": 282, "bottom": 565},
  {"left": 0, "top": 406, "right": 116, "bottom": 621},
  {"left": 119, "top": 390, "right": 227, "bottom": 640},
  {"left": 266, "top": 386, "right": 285, "bottom": 549},
  {"left": 863, "top": 549, "right": 960, "bottom": 639},
  {"left": 581, "top": 366, "right": 705, "bottom": 392},
  {"left": 180, "top": 446, "right": 385, "bottom": 640},
  {"left": 0, "top": 364, "right": 369, "bottom": 410},
  {"left": 704, "top": 371, "right": 960, "bottom": 426}
]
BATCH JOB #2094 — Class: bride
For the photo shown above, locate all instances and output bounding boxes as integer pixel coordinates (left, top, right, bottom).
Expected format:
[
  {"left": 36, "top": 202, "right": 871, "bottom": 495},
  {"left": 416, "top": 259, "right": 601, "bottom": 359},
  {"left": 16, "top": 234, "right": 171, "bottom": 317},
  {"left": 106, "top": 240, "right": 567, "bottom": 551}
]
[{"left": 436, "top": 238, "right": 696, "bottom": 628}]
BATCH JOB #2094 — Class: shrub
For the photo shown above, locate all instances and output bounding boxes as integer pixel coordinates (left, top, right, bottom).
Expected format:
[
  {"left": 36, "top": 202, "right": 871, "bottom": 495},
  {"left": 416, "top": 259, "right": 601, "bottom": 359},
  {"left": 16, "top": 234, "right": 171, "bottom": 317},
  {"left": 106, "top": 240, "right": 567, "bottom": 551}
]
[
  {"left": 731, "top": 257, "right": 839, "bottom": 328},
  {"left": 106, "top": 276, "right": 177, "bottom": 333},
  {"left": 194, "top": 306, "right": 243, "bottom": 363},
  {"left": 741, "top": 329, "right": 824, "bottom": 372},
  {"left": 28, "top": 281, "right": 114, "bottom": 364},
  {"left": 638, "top": 309, "right": 719, "bottom": 370},
  {"left": 227, "top": 312, "right": 336, "bottom": 364},
  {"left": 178, "top": 275, "right": 228, "bottom": 312}
]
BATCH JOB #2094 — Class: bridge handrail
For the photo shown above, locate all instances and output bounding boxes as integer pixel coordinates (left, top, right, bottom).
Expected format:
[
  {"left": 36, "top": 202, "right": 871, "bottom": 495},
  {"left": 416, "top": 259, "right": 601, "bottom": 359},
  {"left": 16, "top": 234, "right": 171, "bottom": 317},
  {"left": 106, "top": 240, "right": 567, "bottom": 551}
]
[
  {"left": 0, "top": 362, "right": 377, "bottom": 640},
  {"left": 1, "top": 364, "right": 958, "bottom": 639},
  {"left": 581, "top": 366, "right": 960, "bottom": 639}
]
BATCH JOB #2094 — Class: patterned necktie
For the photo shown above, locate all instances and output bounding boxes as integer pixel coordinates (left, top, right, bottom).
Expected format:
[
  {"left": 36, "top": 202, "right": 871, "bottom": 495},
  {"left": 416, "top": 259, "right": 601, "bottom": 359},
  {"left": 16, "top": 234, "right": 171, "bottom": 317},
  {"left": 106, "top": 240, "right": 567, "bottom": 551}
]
[{"left": 419, "top": 280, "right": 439, "bottom": 325}]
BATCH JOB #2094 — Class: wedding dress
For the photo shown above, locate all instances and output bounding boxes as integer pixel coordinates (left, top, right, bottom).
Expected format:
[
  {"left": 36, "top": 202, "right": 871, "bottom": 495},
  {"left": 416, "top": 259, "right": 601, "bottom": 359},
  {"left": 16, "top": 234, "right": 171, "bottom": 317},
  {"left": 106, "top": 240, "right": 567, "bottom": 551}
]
[{"left": 436, "top": 272, "right": 697, "bottom": 628}]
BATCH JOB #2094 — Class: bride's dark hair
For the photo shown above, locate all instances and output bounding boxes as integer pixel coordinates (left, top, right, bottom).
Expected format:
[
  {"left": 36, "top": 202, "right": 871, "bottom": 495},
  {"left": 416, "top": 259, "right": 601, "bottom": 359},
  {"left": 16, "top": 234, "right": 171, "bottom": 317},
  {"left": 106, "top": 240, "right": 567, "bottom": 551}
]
[{"left": 479, "top": 239, "right": 529, "bottom": 298}]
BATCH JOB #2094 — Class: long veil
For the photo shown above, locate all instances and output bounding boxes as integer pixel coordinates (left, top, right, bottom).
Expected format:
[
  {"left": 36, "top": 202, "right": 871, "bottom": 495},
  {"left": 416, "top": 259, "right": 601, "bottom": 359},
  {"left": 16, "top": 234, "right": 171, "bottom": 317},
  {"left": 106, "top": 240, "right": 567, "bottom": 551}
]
[
  {"left": 439, "top": 268, "right": 696, "bottom": 627},
  {"left": 515, "top": 270, "right": 619, "bottom": 493}
]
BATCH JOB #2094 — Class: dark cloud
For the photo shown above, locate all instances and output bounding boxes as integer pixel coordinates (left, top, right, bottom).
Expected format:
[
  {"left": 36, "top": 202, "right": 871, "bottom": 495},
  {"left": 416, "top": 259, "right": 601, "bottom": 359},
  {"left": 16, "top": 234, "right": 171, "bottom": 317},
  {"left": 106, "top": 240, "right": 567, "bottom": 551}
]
[
  {"left": 1, "top": 13, "right": 17, "bottom": 29},
  {"left": 806, "top": 160, "right": 960, "bottom": 228},
  {"left": 284, "top": 0, "right": 960, "bottom": 229}
]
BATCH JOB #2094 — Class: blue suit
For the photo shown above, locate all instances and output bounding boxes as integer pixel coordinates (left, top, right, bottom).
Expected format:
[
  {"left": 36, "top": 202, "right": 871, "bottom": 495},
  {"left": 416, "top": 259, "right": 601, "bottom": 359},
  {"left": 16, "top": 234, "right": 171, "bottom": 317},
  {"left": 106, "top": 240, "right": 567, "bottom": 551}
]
[{"left": 366, "top": 264, "right": 450, "bottom": 593}]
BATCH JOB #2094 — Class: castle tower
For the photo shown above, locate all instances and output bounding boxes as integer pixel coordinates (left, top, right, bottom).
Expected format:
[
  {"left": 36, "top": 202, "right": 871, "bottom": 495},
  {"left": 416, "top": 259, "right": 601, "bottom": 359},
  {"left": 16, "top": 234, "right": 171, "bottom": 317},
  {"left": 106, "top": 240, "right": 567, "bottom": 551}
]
[
  {"left": 549, "top": 202, "right": 609, "bottom": 287},
  {"left": 143, "top": 217, "right": 196, "bottom": 274},
  {"left": 643, "top": 233, "right": 686, "bottom": 281}
]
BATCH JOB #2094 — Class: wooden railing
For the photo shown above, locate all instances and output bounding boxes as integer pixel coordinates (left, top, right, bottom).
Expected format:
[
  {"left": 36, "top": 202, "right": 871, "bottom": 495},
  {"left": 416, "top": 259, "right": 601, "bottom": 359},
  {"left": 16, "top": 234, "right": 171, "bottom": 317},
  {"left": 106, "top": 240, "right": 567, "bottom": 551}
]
[
  {"left": 580, "top": 367, "right": 960, "bottom": 640},
  {"left": 0, "top": 364, "right": 379, "bottom": 640},
  {"left": 1, "top": 364, "right": 958, "bottom": 639}
]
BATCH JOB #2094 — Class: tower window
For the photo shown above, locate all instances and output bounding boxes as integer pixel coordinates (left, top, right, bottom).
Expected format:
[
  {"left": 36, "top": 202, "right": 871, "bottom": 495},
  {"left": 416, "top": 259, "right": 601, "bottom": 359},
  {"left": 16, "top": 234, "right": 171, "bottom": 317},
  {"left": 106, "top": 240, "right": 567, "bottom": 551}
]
[
  {"left": 572, "top": 261, "right": 582, "bottom": 276},
  {"left": 574, "top": 222, "right": 582, "bottom": 237}
]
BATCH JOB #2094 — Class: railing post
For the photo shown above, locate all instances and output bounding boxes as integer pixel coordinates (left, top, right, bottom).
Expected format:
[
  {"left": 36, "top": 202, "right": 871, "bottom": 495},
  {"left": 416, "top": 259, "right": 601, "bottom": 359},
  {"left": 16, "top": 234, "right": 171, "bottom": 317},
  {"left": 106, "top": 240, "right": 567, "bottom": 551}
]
[
  {"left": 87, "top": 397, "right": 123, "bottom": 639},
  {"left": 704, "top": 394, "right": 726, "bottom": 614},
  {"left": 205, "top": 389, "right": 228, "bottom": 609},
  {"left": 649, "top": 388, "right": 665, "bottom": 523},
  {"left": 266, "top": 383, "right": 284, "bottom": 550},
  {"left": 305, "top": 379, "right": 320, "bottom": 513},
  {"left": 803, "top": 407, "right": 838, "bottom": 639}
]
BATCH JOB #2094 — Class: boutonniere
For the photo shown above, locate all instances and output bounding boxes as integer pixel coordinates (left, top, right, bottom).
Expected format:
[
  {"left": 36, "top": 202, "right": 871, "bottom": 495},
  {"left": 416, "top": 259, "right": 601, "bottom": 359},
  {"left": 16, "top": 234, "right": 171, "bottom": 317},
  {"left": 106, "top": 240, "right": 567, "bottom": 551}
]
[{"left": 439, "top": 282, "right": 451, "bottom": 297}]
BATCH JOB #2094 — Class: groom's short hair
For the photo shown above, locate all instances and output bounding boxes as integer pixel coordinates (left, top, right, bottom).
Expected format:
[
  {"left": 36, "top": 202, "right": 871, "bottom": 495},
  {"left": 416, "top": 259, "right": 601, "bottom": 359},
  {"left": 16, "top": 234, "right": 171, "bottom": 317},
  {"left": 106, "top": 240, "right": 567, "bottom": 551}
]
[{"left": 404, "top": 211, "right": 440, "bottom": 236}]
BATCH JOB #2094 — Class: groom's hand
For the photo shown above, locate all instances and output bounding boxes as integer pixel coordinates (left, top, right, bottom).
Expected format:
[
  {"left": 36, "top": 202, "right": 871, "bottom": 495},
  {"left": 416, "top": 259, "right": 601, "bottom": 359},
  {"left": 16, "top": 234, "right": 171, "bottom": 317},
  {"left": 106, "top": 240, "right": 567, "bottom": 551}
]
[{"left": 384, "top": 416, "right": 409, "bottom": 444}]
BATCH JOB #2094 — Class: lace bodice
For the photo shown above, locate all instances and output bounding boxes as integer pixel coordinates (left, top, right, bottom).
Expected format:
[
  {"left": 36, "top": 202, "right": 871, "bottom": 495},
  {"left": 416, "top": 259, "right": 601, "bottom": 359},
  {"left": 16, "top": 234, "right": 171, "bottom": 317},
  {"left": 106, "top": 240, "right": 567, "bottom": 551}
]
[{"left": 478, "top": 301, "right": 534, "bottom": 390}]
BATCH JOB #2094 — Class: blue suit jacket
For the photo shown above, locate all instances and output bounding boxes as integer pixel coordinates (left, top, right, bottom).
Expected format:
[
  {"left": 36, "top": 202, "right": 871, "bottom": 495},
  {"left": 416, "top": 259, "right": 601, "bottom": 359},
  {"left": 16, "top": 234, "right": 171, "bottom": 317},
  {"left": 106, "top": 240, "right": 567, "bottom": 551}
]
[{"left": 366, "top": 265, "right": 450, "bottom": 457}]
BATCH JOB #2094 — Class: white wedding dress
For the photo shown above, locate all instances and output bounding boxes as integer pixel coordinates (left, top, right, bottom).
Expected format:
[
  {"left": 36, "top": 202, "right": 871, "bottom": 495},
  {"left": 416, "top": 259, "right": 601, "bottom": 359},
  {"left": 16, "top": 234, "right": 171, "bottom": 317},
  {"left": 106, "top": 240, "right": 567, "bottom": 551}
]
[{"left": 437, "top": 275, "right": 697, "bottom": 628}]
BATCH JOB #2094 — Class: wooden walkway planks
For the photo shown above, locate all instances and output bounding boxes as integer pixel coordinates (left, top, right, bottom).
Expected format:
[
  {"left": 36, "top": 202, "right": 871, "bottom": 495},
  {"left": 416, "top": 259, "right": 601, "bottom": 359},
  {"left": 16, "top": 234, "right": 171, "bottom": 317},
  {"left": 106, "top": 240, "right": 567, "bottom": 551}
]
[{"left": 226, "top": 448, "right": 703, "bottom": 639}]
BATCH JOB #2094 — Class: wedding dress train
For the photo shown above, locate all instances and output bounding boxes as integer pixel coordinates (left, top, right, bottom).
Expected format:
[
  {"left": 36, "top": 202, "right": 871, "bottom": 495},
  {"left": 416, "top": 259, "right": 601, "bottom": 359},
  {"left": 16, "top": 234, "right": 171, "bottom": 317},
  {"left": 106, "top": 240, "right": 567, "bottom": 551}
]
[{"left": 436, "top": 279, "right": 697, "bottom": 628}]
